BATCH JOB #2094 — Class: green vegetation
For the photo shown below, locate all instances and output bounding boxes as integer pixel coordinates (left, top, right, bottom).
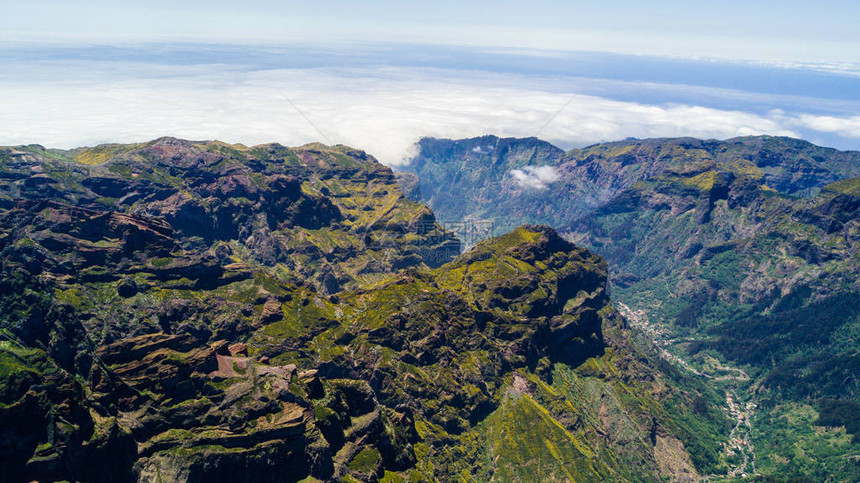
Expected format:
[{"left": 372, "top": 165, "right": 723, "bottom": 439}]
[
  {"left": 73, "top": 142, "right": 146, "bottom": 165},
  {"left": 754, "top": 403, "right": 860, "bottom": 479},
  {"left": 0, "top": 341, "right": 52, "bottom": 406},
  {"left": 402, "top": 134, "right": 860, "bottom": 480},
  {"left": 481, "top": 391, "right": 613, "bottom": 482},
  {"left": 7, "top": 133, "right": 859, "bottom": 481},
  {"left": 3, "top": 137, "right": 726, "bottom": 482}
]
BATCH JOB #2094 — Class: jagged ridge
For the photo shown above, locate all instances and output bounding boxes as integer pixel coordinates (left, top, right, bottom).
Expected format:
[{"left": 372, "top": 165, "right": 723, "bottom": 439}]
[{"left": 0, "top": 139, "right": 727, "bottom": 481}]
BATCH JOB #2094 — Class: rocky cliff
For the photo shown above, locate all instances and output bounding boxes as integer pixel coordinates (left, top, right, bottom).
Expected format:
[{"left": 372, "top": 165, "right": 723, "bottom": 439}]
[
  {"left": 0, "top": 140, "right": 725, "bottom": 481},
  {"left": 399, "top": 135, "right": 860, "bottom": 236},
  {"left": 400, "top": 134, "right": 860, "bottom": 479}
]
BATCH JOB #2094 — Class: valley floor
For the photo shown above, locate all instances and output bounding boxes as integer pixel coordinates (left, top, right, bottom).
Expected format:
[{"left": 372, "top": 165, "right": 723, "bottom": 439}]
[
  {"left": 618, "top": 298, "right": 860, "bottom": 481},
  {"left": 617, "top": 302, "right": 758, "bottom": 480}
]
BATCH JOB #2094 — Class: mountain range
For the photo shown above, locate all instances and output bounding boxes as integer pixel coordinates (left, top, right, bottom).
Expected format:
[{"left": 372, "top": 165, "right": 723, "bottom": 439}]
[
  {"left": 399, "top": 134, "right": 860, "bottom": 479},
  {"left": 0, "top": 138, "right": 732, "bottom": 482},
  {"left": 2, "top": 133, "right": 858, "bottom": 481}
]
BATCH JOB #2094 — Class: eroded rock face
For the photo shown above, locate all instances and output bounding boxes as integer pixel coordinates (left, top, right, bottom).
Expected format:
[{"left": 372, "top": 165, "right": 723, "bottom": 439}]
[
  {"left": 0, "top": 140, "right": 459, "bottom": 482},
  {"left": 0, "top": 218, "right": 616, "bottom": 481},
  {"left": 0, "top": 140, "right": 726, "bottom": 482},
  {"left": 2, "top": 326, "right": 412, "bottom": 482},
  {"left": 401, "top": 134, "right": 860, "bottom": 236},
  {"left": 98, "top": 334, "right": 331, "bottom": 483},
  {"left": 0, "top": 139, "right": 459, "bottom": 294}
]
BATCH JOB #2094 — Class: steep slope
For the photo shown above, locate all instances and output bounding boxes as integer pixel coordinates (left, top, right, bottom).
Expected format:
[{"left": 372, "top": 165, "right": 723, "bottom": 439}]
[
  {"left": 0, "top": 140, "right": 728, "bottom": 481},
  {"left": 400, "top": 135, "right": 860, "bottom": 236},
  {"left": 565, "top": 169, "right": 860, "bottom": 374},
  {"left": 564, "top": 172, "right": 860, "bottom": 479},
  {"left": 1, "top": 138, "right": 459, "bottom": 294},
  {"left": 401, "top": 134, "right": 860, "bottom": 479},
  {"left": 396, "top": 136, "right": 566, "bottom": 235},
  {"left": 0, "top": 138, "right": 458, "bottom": 481}
]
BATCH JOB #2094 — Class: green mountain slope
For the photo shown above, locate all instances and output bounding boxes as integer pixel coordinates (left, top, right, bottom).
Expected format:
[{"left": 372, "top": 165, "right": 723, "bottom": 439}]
[
  {"left": 400, "top": 134, "right": 860, "bottom": 480},
  {"left": 564, "top": 167, "right": 860, "bottom": 382},
  {"left": 565, "top": 171, "right": 860, "bottom": 479},
  {"left": 400, "top": 135, "right": 860, "bottom": 236},
  {"left": 1, "top": 138, "right": 460, "bottom": 294},
  {"left": 0, "top": 140, "right": 726, "bottom": 481},
  {"left": 396, "top": 136, "right": 566, "bottom": 236}
]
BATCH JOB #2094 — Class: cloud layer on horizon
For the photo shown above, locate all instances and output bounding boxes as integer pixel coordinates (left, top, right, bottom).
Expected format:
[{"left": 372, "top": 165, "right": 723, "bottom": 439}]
[{"left": 2, "top": 60, "right": 860, "bottom": 165}]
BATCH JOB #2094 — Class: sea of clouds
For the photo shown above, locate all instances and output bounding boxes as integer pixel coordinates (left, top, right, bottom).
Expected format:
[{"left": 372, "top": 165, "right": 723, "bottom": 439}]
[{"left": 2, "top": 44, "right": 859, "bottom": 165}]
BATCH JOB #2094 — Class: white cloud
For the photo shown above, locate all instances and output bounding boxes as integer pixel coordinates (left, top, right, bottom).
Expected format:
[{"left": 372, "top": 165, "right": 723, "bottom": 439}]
[
  {"left": 795, "top": 114, "right": 860, "bottom": 138},
  {"left": 509, "top": 166, "right": 560, "bottom": 190},
  {"left": 752, "top": 60, "right": 860, "bottom": 78},
  {"left": 1, "top": 61, "right": 858, "bottom": 166}
]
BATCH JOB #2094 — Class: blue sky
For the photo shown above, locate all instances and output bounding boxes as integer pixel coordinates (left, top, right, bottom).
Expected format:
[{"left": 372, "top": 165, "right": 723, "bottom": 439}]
[
  {"left": 5, "top": 1, "right": 860, "bottom": 62},
  {"left": 2, "top": 1, "right": 859, "bottom": 163}
]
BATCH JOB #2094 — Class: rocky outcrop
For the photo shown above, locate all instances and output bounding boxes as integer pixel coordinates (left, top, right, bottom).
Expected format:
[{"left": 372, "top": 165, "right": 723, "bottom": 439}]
[
  {"left": 1, "top": 138, "right": 460, "bottom": 294},
  {"left": 565, "top": 169, "right": 860, "bottom": 418},
  {"left": 402, "top": 134, "right": 860, "bottom": 407},
  {"left": 0, "top": 139, "right": 728, "bottom": 482},
  {"left": 400, "top": 134, "right": 860, "bottom": 236}
]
